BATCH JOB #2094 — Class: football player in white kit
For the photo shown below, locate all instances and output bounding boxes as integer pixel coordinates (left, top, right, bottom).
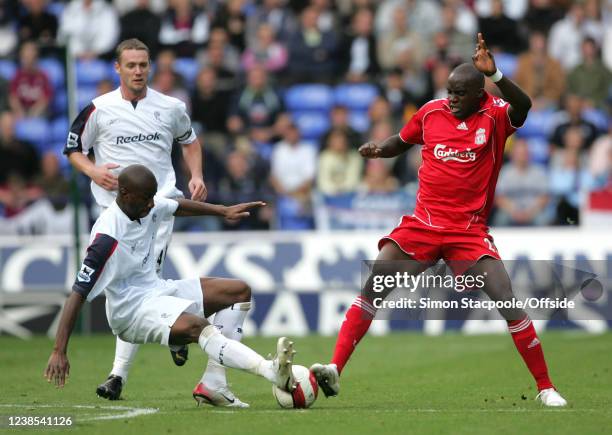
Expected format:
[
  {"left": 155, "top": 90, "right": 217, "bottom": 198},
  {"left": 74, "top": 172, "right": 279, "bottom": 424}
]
[
  {"left": 45, "top": 165, "right": 297, "bottom": 406},
  {"left": 62, "top": 38, "right": 231, "bottom": 403}
]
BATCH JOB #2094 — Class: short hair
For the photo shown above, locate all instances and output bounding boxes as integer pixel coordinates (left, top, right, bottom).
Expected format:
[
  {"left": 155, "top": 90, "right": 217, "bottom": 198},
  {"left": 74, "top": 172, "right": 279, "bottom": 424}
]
[{"left": 116, "top": 38, "right": 150, "bottom": 63}]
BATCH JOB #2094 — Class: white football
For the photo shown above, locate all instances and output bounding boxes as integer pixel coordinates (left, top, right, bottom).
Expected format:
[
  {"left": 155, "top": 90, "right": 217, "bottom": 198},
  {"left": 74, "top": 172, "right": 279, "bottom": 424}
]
[{"left": 272, "top": 365, "right": 318, "bottom": 409}]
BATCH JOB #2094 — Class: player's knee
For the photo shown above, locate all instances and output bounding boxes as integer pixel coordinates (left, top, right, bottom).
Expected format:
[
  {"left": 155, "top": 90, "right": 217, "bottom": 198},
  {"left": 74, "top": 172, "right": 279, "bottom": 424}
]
[
  {"left": 187, "top": 317, "right": 207, "bottom": 342},
  {"left": 235, "top": 280, "right": 251, "bottom": 303}
]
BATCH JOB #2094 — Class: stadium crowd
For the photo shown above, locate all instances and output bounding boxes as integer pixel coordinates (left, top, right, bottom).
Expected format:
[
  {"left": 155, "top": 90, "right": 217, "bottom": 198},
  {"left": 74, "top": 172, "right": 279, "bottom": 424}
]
[{"left": 0, "top": 0, "right": 610, "bottom": 233}]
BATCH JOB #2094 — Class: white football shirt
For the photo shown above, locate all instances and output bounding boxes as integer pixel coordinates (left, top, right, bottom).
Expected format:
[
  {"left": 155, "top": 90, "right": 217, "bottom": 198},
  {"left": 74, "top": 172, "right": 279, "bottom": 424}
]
[
  {"left": 64, "top": 87, "right": 197, "bottom": 207},
  {"left": 72, "top": 196, "right": 180, "bottom": 335}
]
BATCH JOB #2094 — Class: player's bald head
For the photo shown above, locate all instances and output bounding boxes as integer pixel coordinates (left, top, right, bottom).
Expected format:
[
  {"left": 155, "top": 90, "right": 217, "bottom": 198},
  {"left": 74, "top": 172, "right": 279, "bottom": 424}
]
[
  {"left": 118, "top": 164, "right": 157, "bottom": 194},
  {"left": 448, "top": 63, "right": 484, "bottom": 90}
]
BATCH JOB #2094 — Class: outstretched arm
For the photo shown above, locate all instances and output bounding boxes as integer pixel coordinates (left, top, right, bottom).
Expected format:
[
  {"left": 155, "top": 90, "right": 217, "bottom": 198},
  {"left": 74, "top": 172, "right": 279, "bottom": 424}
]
[
  {"left": 44, "top": 292, "right": 84, "bottom": 387},
  {"left": 472, "top": 33, "right": 532, "bottom": 127},
  {"left": 175, "top": 199, "right": 266, "bottom": 221},
  {"left": 359, "top": 134, "right": 415, "bottom": 159}
]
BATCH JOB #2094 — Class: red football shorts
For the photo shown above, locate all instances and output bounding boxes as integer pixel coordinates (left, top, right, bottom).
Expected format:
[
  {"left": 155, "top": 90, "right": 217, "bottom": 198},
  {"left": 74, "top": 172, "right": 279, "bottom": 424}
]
[{"left": 378, "top": 215, "right": 501, "bottom": 274}]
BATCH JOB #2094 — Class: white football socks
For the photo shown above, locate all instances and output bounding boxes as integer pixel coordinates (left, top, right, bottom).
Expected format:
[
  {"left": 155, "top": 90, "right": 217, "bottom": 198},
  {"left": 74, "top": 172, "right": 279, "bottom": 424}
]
[
  {"left": 201, "top": 302, "right": 251, "bottom": 389},
  {"left": 198, "top": 325, "right": 275, "bottom": 382},
  {"left": 110, "top": 337, "right": 139, "bottom": 383}
]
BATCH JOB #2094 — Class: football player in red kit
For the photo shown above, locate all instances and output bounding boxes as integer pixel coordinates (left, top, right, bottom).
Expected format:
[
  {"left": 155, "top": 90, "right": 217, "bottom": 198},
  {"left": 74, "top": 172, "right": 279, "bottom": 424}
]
[{"left": 311, "top": 34, "right": 567, "bottom": 407}]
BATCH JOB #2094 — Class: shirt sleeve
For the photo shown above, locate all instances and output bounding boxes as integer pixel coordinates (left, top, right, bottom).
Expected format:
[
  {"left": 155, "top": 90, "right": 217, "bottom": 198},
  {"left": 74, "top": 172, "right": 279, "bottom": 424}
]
[
  {"left": 154, "top": 196, "right": 179, "bottom": 218},
  {"left": 172, "top": 101, "right": 197, "bottom": 145},
  {"left": 398, "top": 105, "right": 426, "bottom": 144},
  {"left": 72, "top": 233, "right": 118, "bottom": 299},
  {"left": 491, "top": 97, "right": 519, "bottom": 137},
  {"left": 63, "top": 103, "right": 97, "bottom": 155}
]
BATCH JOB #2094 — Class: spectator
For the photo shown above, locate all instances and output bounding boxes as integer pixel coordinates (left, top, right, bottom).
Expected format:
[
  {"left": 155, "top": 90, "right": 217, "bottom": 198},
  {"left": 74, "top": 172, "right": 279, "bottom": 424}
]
[
  {"left": 375, "top": 0, "right": 441, "bottom": 42},
  {"left": 586, "top": 137, "right": 612, "bottom": 191},
  {"left": 119, "top": 0, "right": 162, "bottom": 58},
  {"left": 58, "top": 0, "right": 120, "bottom": 59},
  {"left": 217, "top": 148, "right": 272, "bottom": 230},
  {"left": 151, "top": 68, "right": 191, "bottom": 110},
  {"left": 495, "top": 140, "right": 550, "bottom": 226},
  {"left": 311, "top": 0, "right": 338, "bottom": 33},
  {"left": 113, "top": 0, "right": 166, "bottom": 15},
  {"left": 339, "top": 8, "right": 379, "bottom": 82},
  {"left": 320, "top": 105, "right": 362, "bottom": 150},
  {"left": 206, "top": 28, "right": 242, "bottom": 75},
  {"left": 398, "top": 44, "right": 431, "bottom": 103},
  {"left": 246, "top": 0, "right": 296, "bottom": 43},
  {"left": 191, "top": 67, "right": 232, "bottom": 135},
  {"left": 270, "top": 123, "right": 317, "bottom": 227},
  {"left": 376, "top": 4, "right": 424, "bottom": 70},
  {"left": 549, "top": 94, "right": 600, "bottom": 150},
  {"left": 0, "top": 111, "right": 40, "bottom": 185},
  {"left": 241, "top": 23, "right": 288, "bottom": 74},
  {"left": 358, "top": 158, "right": 399, "bottom": 194},
  {"left": 430, "top": 61, "right": 452, "bottom": 100},
  {"left": 0, "top": 0, "right": 18, "bottom": 57},
  {"left": 96, "top": 78, "right": 115, "bottom": 96},
  {"left": 18, "top": 0, "right": 58, "bottom": 48},
  {"left": 381, "top": 68, "right": 419, "bottom": 124},
  {"left": 368, "top": 96, "right": 393, "bottom": 127},
  {"left": 548, "top": 1, "right": 602, "bottom": 70},
  {"left": 286, "top": 7, "right": 338, "bottom": 84},
  {"left": 317, "top": 129, "right": 363, "bottom": 195},
  {"left": 227, "top": 65, "right": 284, "bottom": 140},
  {"left": 522, "top": 0, "right": 563, "bottom": 34},
  {"left": 199, "top": 42, "right": 239, "bottom": 93},
  {"left": 474, "top": 0, "right": 528, "bottom": 21},
  {"left": 213, "top": 0, "right": 248, "bottom": 52},
  {"left": 477, "top": 0, "right": 524, "bottom": 54},
  {"left": 34, "top": 151, "right": 70, "bottom": 210},
  {"left": 440, "top": 4, "right": 474, "bottom": 62},
  {"left": 0, "top": 174, "right": 41, "bottom": 218},
  {"left": 588, "top": 122, "right": 612, "bottom": 183},
  {"left": 514, "top": 31, "right": 566, "bottom": 107},
  {"left": 568, "top": 37, "right": 612, "bottom": 109},
  {"left": 9, "top": 41, "right": 53, "bottom": 118},
  {"left": 158, "top": 0, "right": 209, "bottom": 57},
  {"left": 549, "top": 147, "right": 589, "bottom": 225},
  {"left": 0, "top": 77, "right": 9, "bottom": 112}
]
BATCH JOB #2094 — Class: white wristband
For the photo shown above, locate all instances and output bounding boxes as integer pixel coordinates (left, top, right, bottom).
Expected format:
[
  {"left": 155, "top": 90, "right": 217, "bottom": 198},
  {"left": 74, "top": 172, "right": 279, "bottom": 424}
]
[{"left": 489, "top": 69, "right": 503, "bottom": 83}]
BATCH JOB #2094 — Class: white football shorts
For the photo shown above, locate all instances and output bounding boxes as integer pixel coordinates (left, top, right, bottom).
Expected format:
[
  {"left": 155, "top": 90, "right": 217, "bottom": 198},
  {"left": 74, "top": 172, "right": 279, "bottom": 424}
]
[{"left": 118, "top": 277, "right": 204, "bottom": 346}]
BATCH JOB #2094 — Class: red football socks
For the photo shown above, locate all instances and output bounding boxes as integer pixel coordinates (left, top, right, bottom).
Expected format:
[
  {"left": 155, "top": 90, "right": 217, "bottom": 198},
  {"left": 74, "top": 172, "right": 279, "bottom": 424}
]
[
  {"left": 331, "top": 296, "right": 376, "bottom": 374},
  {"left": 508, "top": 316, "right": 554, "bottom": 391}
]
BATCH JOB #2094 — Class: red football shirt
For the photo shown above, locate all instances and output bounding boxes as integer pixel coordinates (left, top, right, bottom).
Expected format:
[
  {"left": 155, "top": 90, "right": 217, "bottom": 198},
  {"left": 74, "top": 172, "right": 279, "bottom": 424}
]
[{"left": 399, "top": 92, "right": 519, "bottom": 230}]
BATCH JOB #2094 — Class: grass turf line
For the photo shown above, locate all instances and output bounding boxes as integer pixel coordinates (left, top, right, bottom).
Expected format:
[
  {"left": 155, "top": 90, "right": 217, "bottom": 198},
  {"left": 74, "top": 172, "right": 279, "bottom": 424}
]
[{"left": 0, "top": 333, "right": 610, "bottom": 435}]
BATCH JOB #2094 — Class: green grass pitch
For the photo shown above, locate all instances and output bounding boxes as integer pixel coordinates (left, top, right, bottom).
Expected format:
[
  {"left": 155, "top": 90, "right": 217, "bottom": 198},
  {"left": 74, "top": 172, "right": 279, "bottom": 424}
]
[{"left": 1, "top": 333, "right": 610, "bottom": 434}]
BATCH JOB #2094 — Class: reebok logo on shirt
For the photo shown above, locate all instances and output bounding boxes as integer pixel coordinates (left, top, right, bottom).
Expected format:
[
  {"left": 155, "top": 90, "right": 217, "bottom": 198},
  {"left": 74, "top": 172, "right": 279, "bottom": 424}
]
[{"left": 116, "top": 132, "right": 161, "bottom": 144}]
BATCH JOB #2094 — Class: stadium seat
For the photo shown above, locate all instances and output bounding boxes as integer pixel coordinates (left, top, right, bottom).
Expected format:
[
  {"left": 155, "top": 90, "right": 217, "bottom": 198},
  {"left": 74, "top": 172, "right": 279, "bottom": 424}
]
[
  {"left": 14, "top": 117, "right": 50, "bottom": 149},
  {"left": 284, "top": 84, "right": 334, "bottom": 112},
  {"left": 46, "top": 2, "right": 65, "bottom": 18},
  {"left": 525, "top": 137, "right": 550, "bottom": 166},
  {"left": 52, "top": 91, "right": 68, "bottom": 116},
  {"left": 0, "top": 59, "right": 16, "bottom": 80},
  {"left": 174, "top": 58, "right": 200, "bottom": 88},
  {"left": 76, "top": 59, "right": 109, "bottom": 86},
  {"left": 334, "top": 83, "right": 379, "bottom": 111},
  {"left": 292, "top": 111, "right": 331, "bottom": 141},
  {"left": 348, "top": 110, "right": 370, "bottom": 133},
  {"left": 583, "top": 108, "right": 609, "bottom": 132},
  {"left": 276, "top": 196, "right": 314, "bottom": 230},
  {"left": 39, "top": 58, "right": 65, "bottom": 89},
  {"left": 516, "top": 108, "right": 557, "bottom": 140},
  {"left": 51, "top": 117, "right": 69, "bottom": 143},
  {"left": 493, "top": 52, "right": 518, "bottom": 78},
  {"left": 77, "top": 86, "right": 98, "bottom": 111}
]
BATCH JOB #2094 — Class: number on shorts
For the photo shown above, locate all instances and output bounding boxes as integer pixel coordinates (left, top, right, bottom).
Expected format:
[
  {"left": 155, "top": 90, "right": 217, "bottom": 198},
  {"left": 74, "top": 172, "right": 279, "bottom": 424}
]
[{"left": 483, "top": 237, "right": 498, "bottom": 253}]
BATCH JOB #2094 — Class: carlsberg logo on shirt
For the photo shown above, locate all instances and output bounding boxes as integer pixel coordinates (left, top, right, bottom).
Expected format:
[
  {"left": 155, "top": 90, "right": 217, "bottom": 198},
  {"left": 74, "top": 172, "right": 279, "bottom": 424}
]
[
  {"left": 116, "top": 132, "right": 161, "bottom": 144},
  {"left": 434, "top": 144, "right": 476, "bottom": 163}
]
